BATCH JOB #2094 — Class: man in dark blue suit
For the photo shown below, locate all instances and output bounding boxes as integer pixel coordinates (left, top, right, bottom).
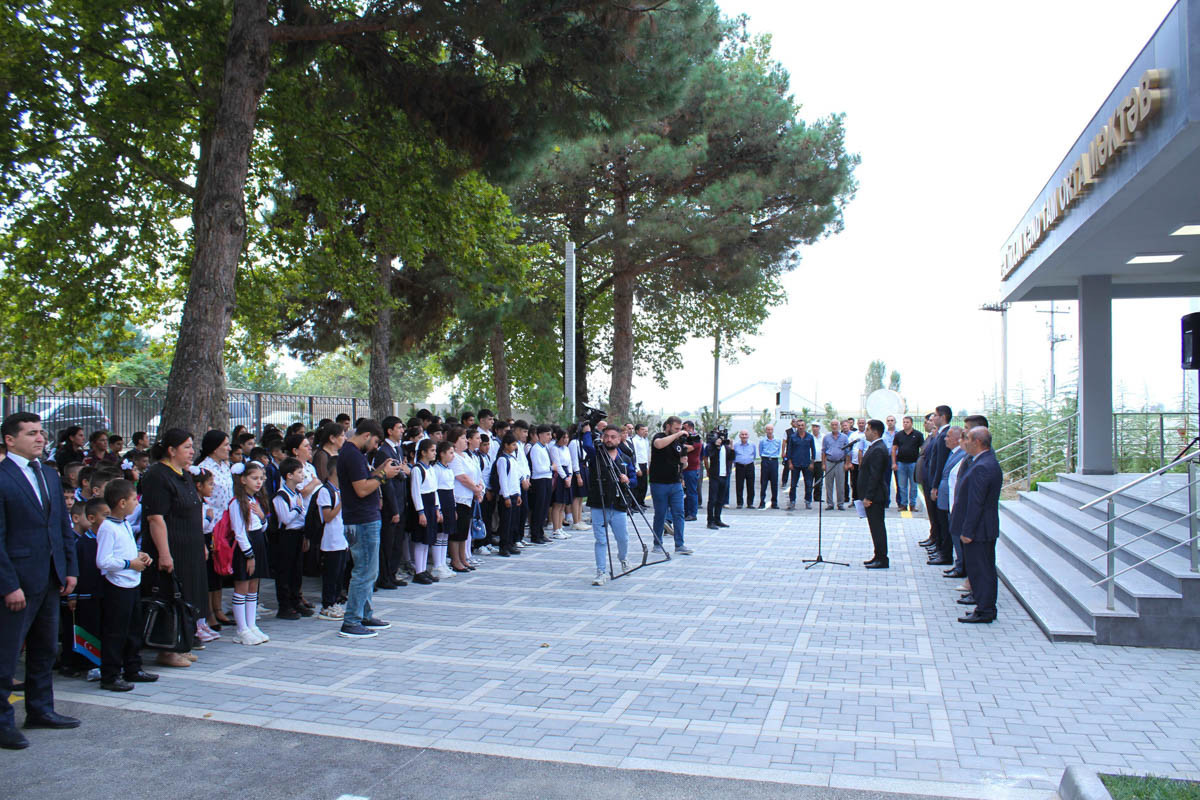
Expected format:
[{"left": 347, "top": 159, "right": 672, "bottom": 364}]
[
  {"left": 0, "top": 412, "right": 81, "bottom": 749},
  {"left": 923, "top": 405, "right": 953, "bottom": 566},
  {"left": 375, "top": 416, "right": 411, "bottom": 589},
  {"left": 956, "top": 426, "right": 1002, "bottom": 623}
]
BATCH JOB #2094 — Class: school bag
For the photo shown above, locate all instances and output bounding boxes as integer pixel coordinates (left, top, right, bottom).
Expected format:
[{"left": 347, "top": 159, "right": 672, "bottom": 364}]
[
  {"left": 211, "top": 509, "right": 234, "bottom": 576},
  {"left": 304, "top": 481, "right": 334, "bottom": 548}
]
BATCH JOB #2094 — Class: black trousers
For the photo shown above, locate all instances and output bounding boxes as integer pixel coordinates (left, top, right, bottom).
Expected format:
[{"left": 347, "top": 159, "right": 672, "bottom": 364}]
[
  {"left": 0, "top": 568, "right": 59, "bottom": 727},
  {"left": 923, "top": 487, "right": 937, "bottom": 538},
  {"left": 100, "top": 581, "right": 143, "bottom": 682},
  {"left": 935, "top": 507, "right": 953, "bottom": 559},
  {"left": 529, "top": 478, "right": 552, "bottom": 542},
  {"left": 866, "top": 502, "right": 888, "bottom": 563},
  {"left": 482, "top": 495, "right": 498, "bottom": 545},
  {"left": 274, "top": 529, "right": 305, "bottom": 613},
  {"left": 964, "top": 538, "right": 998, "bottom": 617},
  {"left": 322, "top": 549, "right": 348, "bottom": 608},
  {"left": 849, "top": 464, "right": 860, "bottom": 501},
  {"left": 634, "top": 465, "right": 649, "bottom": 507},
  {"left": 788, "top": 464, "right": 815, "bottom": 503},
  {"left": 378, "top": 516, "right": 398, "bottom": 586},
  {"left": 516, "top": 486, "right": 529, "bottom": 542},
  {"left": 499, "top": 496, "right": 519, "bottom": 551},
  {"left": 707, "top": 475, "right": 727, "bottom": 523},
  {"left": 734, "top": 463, "right": 754, "bottom": 506},
  {"left": 759, "top": 458, "right": 779, "bottom": 506}
]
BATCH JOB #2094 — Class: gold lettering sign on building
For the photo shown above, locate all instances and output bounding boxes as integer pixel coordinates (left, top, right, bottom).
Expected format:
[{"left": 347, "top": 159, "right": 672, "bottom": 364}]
[{"left": 1000, "top": 69, "right": 1166, "bottom": 280}]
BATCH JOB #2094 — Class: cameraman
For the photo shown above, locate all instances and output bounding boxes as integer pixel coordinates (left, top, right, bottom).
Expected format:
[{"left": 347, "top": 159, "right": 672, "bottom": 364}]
[
  {"left": 680, "top": 421, "right": 703, "bottom": 521},
  {"left": 648, "top": 416, "right": 693, "bottom": 556},
  {"left": 580, "top": 425, "right": 636, "bottom": 585},
  {"left": 705, "top": 429, "right": 734, "bottom": 529}
]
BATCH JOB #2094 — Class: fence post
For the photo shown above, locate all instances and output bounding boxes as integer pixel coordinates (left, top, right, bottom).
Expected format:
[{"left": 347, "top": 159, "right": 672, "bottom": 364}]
[
  {"left": 352, "top": 398, "right": 358, "bottom": 424},
  {"left": 1189, "top": 459, "right": 1199, "bottom": 574},
  {"left": 255, "top": 392, "right": 263, "bottom": 434},
  {"left": 1065, "top": 416, "right": 1073, "bottom": 473},
  {"left": 1025, "top": 436, "right": 1033, "bottom": 491},
  {"left": 108, "top": 385, "right": 118, "bottom": 432},
  {"left": 1106, "top": 497, "right": 1117, "bottom": 610},
  {"left": 1159, "top": 413, "right": 1165, "bottom": 470},
  {"left": 308, "top": 396, "right": 315, "bottom": 428}
]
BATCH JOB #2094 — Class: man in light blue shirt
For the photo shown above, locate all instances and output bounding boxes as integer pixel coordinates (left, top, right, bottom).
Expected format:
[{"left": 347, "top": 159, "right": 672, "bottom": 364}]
[
  {"left": 756, "top": 424, "right": 781, "bottom": 509},
  {"left": 821, "top": 428, "right": 850, "bottom": 510},
  {"left": 732, "top": 431, "right": 757, "bottom": 509}
]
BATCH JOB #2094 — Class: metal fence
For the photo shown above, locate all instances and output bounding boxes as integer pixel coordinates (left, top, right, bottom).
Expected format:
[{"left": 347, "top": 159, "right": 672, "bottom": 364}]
[{"left": 0, "top": 383, "right": 459, "bottom": 441}]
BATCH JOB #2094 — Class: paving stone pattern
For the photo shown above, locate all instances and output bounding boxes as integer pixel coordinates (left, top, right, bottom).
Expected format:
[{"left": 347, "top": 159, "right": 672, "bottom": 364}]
[{"left": 58, "top": 507, "right": 1200, "bottom": 799}]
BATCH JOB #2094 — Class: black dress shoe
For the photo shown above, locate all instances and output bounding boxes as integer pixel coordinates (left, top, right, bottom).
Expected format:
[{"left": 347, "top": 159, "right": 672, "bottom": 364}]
[
  {"left": 101, "top": 677, "right": 134, "bottom": 692},
  {"left": 24, "top": 711, "right": 81, "bottom": 729},
  {"left": 124, "top": 670, "right": 159, "bottom": 683},
  {"left": 863, "top": 558, "right": 876, "bottom": 565},
  {"left": 504, "top": 547, "right": 521, "bottom": 555},
  {"left": 276, "top": 609, "right": 301, "bottom": 620},
  {"left": 297, "top": 605, "right": 315, "bottom": 617},
  {"left": 684, "top": 516, "right": 698, "bottom": 522},
  {"left": 0, "top": 726, "right": 29, "bottom": 749},
  {"left": 958, "top": 612, "right": 995, "bottom": 623},
  {"left": 757, "top": 503, "right": 766, "bottom": 509},
  {"left": 717, "top": 521, "right": 730, "bottom": 528},
  {"left": 412, "top": 572, "right": 434, "bottom": 584},
  {"left": 957, "top": 594, "right": 976, "bottom": 605},
  {"left": 707, "top": 523, "right": 721, "bottom": 530},
  {"left": 943, "top": 568, "right": 966, "bottom": 578},
  {"left": 865, "top": 560, "right": 889, "bottom": 569},
  {"left": 376, "top": 580, "right": 398, "bottom": 590},
  {"left": 918, "top": 538, "right": 935, "bottom": 547},
  {"left": 927, "top": 557, "right": 952, "bottom": 566}
]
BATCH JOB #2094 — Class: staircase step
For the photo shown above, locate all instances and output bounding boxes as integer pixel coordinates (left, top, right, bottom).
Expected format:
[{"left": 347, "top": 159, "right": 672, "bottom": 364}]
[
  {"left": 1041, "top": 479, "right": 1194, "bottom": 548},
  {"left": 999, "top": 503, "right": 1140, "bottom": 621},
  {"left": 1017, "top": 492, "right": 1193, "bottom": 597},
  {"left": 1058, "top": 472, "right": 1195, "bottom": 528},
  {"left": 995, "top": 535, "right": 1095, "bottom": 642}
]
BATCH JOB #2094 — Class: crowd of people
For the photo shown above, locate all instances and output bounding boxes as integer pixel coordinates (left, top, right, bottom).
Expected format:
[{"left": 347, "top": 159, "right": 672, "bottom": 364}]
[{"left": 0, "top": 401, "right": 1002, "bottom": 750}]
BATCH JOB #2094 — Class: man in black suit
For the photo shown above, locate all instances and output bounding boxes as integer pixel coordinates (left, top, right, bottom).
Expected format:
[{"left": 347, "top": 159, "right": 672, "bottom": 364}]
[
  {"left": 956, "top": 427, "right": 1002, "bottom": 623},
  {"left": 923, "top": 405, "right": 953, "bottom": 566},
  {"left": 375, "top": 416, "right": 411, "bottom": 589},
  {"left": 0, "top": 412, "right": 81, "bottom": 749},
  {"left": 859, "top": 420, "right": 891, "bottom": 569}
]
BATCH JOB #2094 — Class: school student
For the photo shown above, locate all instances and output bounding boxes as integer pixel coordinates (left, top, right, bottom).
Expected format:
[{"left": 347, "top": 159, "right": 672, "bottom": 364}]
[
  {"left": 431, "top": 441, "right": 457, "bottom": 580},
  {"left": 190, "top": 467, "right": 225, "bottom": 638},
  {"left": 315, "top": 455, "right": 348, "bottom": 620},
  {"left": 272, "top": 457, "right": 311, "bottom": 620},
  {"left": 58, "top": 502, "right": 100, "bottom": 678},
  {"left": 228, "top": 462, "right": 271, "bottom": 645},
  {"left": 494, "top": 433, "right": 522, "bottom": 557},
  {"left": 448, "top": 429, "right": 482, "bottom": 573},
  {"left": 94, "top": 480, "right": 157, "bottom": 691},
  {"left": 549, "top": 428, "right": 573, "bottom": 540},
  {"left": 408, "top": 439, "right": 441, "bottom": 584}
]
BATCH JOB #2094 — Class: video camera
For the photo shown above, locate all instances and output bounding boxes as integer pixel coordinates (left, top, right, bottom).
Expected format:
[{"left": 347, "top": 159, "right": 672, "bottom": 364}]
[
  {"left": 580, "top": 404, "right": 608, "bottom": 428},
  {"left": 706, "top": 428, "right": 729, "bottom": 444}
]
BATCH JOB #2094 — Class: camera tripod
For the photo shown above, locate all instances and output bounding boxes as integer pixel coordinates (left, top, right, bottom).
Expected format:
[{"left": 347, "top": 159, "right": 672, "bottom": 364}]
[{"left": 590, "top": 434, "right": 670, "bottom": 581}]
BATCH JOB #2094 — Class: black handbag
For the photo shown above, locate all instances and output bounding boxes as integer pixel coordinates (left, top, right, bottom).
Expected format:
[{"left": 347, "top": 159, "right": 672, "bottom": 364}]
[{"left": 141, "top": 571, "right": 199, "bottom": 652}]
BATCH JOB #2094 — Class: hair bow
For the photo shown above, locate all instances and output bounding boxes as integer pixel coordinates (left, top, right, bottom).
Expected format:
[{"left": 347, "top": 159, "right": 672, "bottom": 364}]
[
  {"left": 121, "top": 459, "right": 134, "bottom": 471},
  {"left": 231, "top": 462, "right": 246, "bottom": 475},
  {"left": 187, "top": 465, "right": 202, "bottom": 475}
]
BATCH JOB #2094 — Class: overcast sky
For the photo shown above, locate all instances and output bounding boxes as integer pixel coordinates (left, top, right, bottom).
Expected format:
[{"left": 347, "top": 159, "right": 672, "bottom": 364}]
[{"left": 620, "top": 0, "right": 1196, "bottom": 419}]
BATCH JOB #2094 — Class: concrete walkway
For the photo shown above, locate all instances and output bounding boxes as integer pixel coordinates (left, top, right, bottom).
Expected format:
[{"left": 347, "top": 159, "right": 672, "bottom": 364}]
[{"left": 13, "top": 505, "right": 1200, "bottom": 798}]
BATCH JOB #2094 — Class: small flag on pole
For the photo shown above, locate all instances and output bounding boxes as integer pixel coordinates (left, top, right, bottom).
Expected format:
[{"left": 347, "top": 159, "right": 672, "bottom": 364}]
[{"left": 73, "top": 625, "right": 101, "bottom": 666}]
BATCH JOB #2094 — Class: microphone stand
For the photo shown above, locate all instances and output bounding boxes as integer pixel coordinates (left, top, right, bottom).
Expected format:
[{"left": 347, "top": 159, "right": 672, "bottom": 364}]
[{"left": 804, "top": 465, "right": 848, "bottom": 569}]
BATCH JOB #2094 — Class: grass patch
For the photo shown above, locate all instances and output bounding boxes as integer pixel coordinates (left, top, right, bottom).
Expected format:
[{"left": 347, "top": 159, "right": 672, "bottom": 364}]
[{"left": 1102, "top": 774, "right": 1200, "bottom": 800}]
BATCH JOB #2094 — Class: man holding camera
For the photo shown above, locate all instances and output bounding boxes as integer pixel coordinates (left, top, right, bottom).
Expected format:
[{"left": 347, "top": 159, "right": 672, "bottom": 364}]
[
  {"left": 649, "top": 417, "right": 693, "bottom": 555},
  {"left": 680, "top": 421, "right": 703, "bottom": 521},
  {"left": 706, "top": 429, "right": 734, "bottom": 529}
]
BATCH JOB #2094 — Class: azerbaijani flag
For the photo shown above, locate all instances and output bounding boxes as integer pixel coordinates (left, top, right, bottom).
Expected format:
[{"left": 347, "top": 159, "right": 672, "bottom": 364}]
[{"left": 73, "top": 625, "right": 101, "bottom": 666}]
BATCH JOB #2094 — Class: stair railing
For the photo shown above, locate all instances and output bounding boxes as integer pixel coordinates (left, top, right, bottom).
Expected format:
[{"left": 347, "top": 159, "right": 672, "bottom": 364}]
[
  {"left": 995, "top": 413, "right": 1078, "bottom": 493},
  {"left": 1078, "top": 451, "right": 1200, "bottom": 610}
]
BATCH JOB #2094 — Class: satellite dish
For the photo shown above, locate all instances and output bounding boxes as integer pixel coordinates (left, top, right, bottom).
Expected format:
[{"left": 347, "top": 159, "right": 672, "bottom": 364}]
[{"left": 866, "top": 389, "right": 905, "bottom": 420}]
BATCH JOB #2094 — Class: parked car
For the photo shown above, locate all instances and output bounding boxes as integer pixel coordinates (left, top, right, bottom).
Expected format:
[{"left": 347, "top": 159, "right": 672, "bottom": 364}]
[
  {"left": 145, "top": 399, "right": 256, "bottom": 440},
  {"left": 27, "top": 398, "right": 110, "bottom": 443}
]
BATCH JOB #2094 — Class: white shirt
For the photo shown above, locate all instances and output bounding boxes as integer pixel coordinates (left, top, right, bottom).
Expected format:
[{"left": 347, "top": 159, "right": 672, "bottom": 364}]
[
  {"left": 529, "top": 442, "right": 553, "bottom": 480},
  {"left": 495, "top": 453, "right": 520, "bottom": 497},
  {"left": 273, "top": 484, "right": 306, "bottom": 531},
  {"left": 632, "top": 435, "right": 650, "bottom": 465},
  {"left": 849, "top": 430, "right": 867, "bottom": 465},
  {"left": 434, "top": 461, "right": 456, "bottom": 491},
  {"left": 228, "top": 497, "right": 265, "bottom": 556},
  {"left": 452, "top": 452, "right": 481, "bottom": 505},
  {"left": 811, "top": 430, "right": 824, "bottom": 458},
  {"left": 6, "top": 452, "right": 46, "bottom": 507},
  {"left": 410, "top": 462, "right": 441, "bottom": 510},
  {"left": 551, "top": 444, "right": 572, "bottom": 480},
  {"left": 947, "top": 446, "right": 965, "bottom": 511},
  {"left": 717, "top": 447, "right": 728, "bottom": 478},
  {"left": 96, "top": 516, "right": 140, "bottom": 588},
  {"left": 567, "top": 439, "right": 582, "bottom": 473},
  {"left": 514, "top": 442, "right": 531, "bottom": 480},
  {"left": 315, "top": 484, "right": 347, "bottom": 551}
]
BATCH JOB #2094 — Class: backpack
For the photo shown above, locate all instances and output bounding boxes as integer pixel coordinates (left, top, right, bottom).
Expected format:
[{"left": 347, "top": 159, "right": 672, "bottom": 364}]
[
  {"left": 304, "top": 482, "right": 333, "bottom": 547},
  {"left": 211, "top": 508, "right": 235, "bottom": 576}
]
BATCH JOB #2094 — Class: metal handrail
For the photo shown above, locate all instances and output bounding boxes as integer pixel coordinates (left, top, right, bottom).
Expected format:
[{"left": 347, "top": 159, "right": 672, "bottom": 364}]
[
  {"left": 1079, "top": 450, "right": 1200, "bottom": 510},
  {"left": 1089, "top": 507, "right": 1200, "bottom": 560},
  {"left": 1086, "top": 478, "right": 1199, "bottom": 531},
  {"left": 994, "top": 412, "right": 1078, "bottom": 455},
  {"left": 1091, "top": 535, "right": 1200, "bottom": 588}
]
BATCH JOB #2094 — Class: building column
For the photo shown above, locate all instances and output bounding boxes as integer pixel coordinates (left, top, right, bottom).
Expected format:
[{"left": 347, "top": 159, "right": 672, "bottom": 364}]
[{"left": 1077, "top": 275, "right": 1114, "bottom": 474}]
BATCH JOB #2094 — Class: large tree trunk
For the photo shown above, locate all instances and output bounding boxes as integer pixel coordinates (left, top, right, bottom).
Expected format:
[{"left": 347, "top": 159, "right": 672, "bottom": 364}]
[
  {"left": 160, "top": 0, "right": 271, "bottom": 435},
  {"left": 608, "top": 268, "right": 635, "bottom": 423},
  {"left": 368, "top": 251, "right": 394, "bottom": 420},
  {"left": 489, "top": 324, "right": 512, "bottom": 420}
]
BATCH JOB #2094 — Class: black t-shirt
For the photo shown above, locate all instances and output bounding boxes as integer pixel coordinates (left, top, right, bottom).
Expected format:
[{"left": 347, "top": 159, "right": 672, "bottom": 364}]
[
  {"left": 649, "top": 432, "right": 685, "bottom": 484},
  {"left": 892, "top": 429, "right": 924, "bottom": 463}
]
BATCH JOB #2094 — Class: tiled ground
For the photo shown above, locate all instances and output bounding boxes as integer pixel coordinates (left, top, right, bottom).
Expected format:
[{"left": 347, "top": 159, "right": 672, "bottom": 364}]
[{"left": 58, "top": 506, "right": 1200, "bottom": 799}]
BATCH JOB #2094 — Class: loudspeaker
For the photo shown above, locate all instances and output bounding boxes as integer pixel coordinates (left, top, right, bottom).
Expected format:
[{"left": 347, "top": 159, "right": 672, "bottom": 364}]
[{"left": 1184, "top": 312, "right": 1200, "bottom": 370}]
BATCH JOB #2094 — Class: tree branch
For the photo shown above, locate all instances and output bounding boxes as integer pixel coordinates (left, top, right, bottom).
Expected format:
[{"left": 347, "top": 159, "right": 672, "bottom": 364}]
[{"left": 268, "top": 15, "right": 417, "bottom": 43}]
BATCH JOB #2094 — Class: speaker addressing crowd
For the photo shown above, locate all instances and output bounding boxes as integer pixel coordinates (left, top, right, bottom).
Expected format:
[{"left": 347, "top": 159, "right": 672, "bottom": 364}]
[{"left": 0, "top": 400, "right": 1003, "bottom": 749}]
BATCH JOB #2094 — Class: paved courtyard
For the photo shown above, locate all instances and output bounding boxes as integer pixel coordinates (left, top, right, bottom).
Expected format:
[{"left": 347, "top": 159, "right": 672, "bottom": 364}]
[{"left": 49, "top": 506, "right": 1200, "bottom": 799}]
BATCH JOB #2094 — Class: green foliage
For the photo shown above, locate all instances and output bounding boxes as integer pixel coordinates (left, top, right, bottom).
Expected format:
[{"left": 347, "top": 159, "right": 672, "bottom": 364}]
[
  {"left": 1101, "top": 773, "right": 1200, "bottom": 800},
  {"left": 698, "top": 406, "right": 732, "bottom": 433},
  {"left": 888, "top": 370, "right": 901, "bottom": 392},
  {"left": 104, "top": 328, "right": 172, "bottom": 389},
  {"left": 289, "top": 350, "right": 439, "bottom": 402},
  {"left": 753, "top": 408, "right": 773, "bottom": 437},
  {"left": 823, "top": 402, "right": 839, "bottom": 428},
  {"left": 864, "top": 360, "right": 886, "bottom": 396}
]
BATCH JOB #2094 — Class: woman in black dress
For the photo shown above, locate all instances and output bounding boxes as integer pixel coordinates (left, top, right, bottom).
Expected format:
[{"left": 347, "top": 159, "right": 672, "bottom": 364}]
[{"left": 140, "top": 428, "right": 207, "bottom": 668}]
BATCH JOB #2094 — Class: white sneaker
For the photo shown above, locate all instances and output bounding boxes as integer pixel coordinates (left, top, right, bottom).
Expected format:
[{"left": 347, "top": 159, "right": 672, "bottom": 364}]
[
  {"left": 954, "top": 583, "right": 969, "bottom": 593},
  {"left": 651, "top": 545, "right": 665, "bottom": 554},
  {"left": 591, "top": 569, "right": 607, "bottom": 586},
  {"left": 233, "top": 630, "right": 262, "bottom": 646},
  {"left": 319, "top": 606, "right": 343, "bottom": 620},
  {"left": 85, "top": 668, "right": 101, "bottom": 682},
  {"left": 572, "top": 522, "right": 590, "bottom": 531},
  {"left": 433, "top": 565, "right": 454, "bottom": 579},
  {"left": 256, "top": 605, "right": 273, "bottom": 619},
  {"left": 483, "top": 544, "right": 498, "bottom": 554},
  {"left": 560, "top": 530, "right": 572, "bottom": 539},
  {"left": 620, "top": 560, "right": 631, "bottom": 572},
  {"left": 550, "top": 530, "right": 565, "bottom": 539},
  {"left": 251, "top": 627, "right": 270, "bottom": 643}
]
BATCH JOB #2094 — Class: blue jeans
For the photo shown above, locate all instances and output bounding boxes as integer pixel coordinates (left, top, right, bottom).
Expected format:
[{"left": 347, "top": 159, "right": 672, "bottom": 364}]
[
  {"left": 682, "top": 469, "right": 701, "bottom": 517},
  {"left": 896, "top": 462, "right": 917, "bottom": 507},
  {"left": 650, "top": 482, "right": 685, "bottom": 548},
  {"left": 592, "top": 508, "right": 629, "bottom": 571},
  {"left": 343, "top": 520, "right": 381, "bottom": 626}
]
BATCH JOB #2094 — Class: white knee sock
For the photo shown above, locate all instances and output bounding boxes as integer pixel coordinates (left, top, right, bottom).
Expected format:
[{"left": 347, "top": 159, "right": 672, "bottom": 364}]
[
  {"left": 246, "top": 592, "right": 259, "bottom": 628},
  {"left": 232, "top": 593, "right": 248, "bottom": 632},
  {"left": 412, "top": 543, "right": 429, "bottom": 574},
  {"left": 433, "top": 543, "right": 447, "bottom": 569}
]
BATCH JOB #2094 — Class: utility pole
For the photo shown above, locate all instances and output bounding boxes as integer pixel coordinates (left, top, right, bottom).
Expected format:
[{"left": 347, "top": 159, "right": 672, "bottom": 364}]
[
  {"left": 980, "top": 302, "right": 1010, "bottom": 411},
  {"left": 712, "top": 332, "right": 721, "bottom": 415},
  {"left": 1036, "top": 301, "right": 1071, "bottom": 399},
  {"left": 564, "top": 240, "right": 576, "bottom": 418}
]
